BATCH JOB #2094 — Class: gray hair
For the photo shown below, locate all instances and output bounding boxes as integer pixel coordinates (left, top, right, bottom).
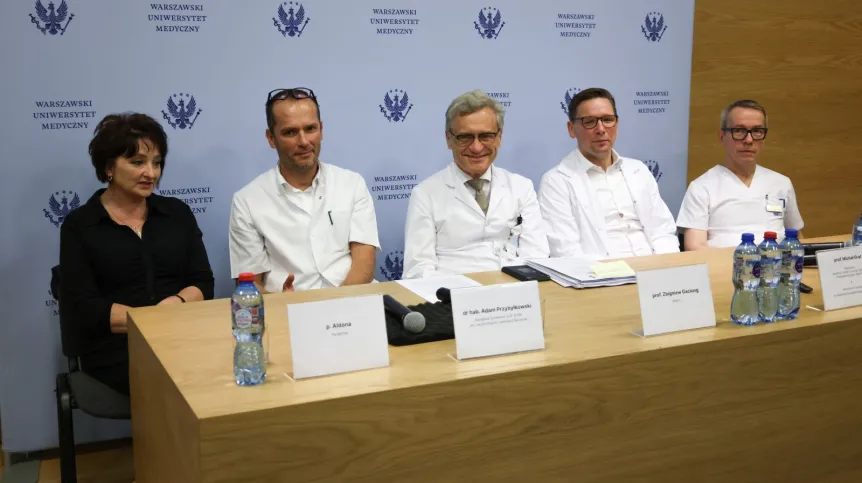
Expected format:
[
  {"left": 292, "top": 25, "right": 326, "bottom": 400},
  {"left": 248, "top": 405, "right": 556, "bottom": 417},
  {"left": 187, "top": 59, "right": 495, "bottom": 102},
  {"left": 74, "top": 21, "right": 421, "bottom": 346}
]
[
  {"left": 445, "top": 90, "right": 505, "bottom": 132},
  {"left": 720, "top": 99, "right": 768, "bottom": 129}
]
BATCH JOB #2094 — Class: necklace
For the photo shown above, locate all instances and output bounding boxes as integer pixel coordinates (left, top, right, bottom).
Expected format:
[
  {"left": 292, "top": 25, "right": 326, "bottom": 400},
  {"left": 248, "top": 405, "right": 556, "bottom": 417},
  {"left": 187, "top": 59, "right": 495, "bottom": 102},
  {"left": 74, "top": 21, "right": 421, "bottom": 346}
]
[{"left": 103, "top": 201, "right": 147, "bottom": 238}]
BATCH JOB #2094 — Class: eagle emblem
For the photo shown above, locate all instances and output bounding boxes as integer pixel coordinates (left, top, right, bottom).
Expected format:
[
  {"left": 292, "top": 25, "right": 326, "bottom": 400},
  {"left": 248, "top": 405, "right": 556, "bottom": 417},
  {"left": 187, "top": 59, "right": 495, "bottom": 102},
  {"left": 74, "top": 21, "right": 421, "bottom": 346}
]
[
  {"left": 43, "top": 190, "right": 80, "bottom": 227},
  {"left": 379, "top": 90, "right": 413, "bottom": 123},
  {"left": 642, "top": 12, "right": 667, "bottom": 42},
  {"left": 644, "top": 160, "right": 663, "bottom": 181},
  {"left": 380, "top": 251, "right": 404, "bottom": 281},
  {"left": 474, "top": 8, "right": 505, "bottom": 39},
  {"left": 161, "top": 94, "right": 202, "bottom": 130},
  {"left": 274, "top": 2, "right": 310, "bottom": 38},
  {"left": 30, "top": 0, "right": 74, "bottom": 36},
  {"left": 560, "top": 88, "right": 582, "bottom": 118}
]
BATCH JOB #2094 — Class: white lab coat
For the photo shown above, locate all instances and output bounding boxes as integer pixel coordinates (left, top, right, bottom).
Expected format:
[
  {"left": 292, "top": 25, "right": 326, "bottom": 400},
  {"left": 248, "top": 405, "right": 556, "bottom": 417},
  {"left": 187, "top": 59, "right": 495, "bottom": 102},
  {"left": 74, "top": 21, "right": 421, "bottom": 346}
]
[
  {"left": 403, "top": 162, "right": 550, "bottom": 279},
  {"left": 538, "top": 150, "right": 679, "bottom": 259}
]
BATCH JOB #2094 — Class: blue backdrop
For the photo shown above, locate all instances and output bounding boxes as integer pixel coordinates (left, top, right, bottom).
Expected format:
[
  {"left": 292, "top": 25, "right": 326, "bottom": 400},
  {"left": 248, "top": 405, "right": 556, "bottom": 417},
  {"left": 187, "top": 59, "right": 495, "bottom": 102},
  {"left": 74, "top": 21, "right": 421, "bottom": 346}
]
[{"left": 0, "top": 0, "right": 694, "bottom": 452}]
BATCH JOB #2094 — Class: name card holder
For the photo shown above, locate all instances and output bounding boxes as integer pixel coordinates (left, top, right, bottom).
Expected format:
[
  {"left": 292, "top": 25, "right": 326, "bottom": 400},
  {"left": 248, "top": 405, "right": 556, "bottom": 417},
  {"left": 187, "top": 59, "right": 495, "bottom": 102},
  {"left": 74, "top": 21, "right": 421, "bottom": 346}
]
[
  {"left": 633, "top": 264, "right": 716, "bottom": 337},
  {"left": 449, "top": 281, "right": 545, "bottom": 360},
  {"left": 286, "top": 294, "right": 390, "bottom": 380},
  {"left": 816, "top": 245, "right": 862, "bottom": 311}
]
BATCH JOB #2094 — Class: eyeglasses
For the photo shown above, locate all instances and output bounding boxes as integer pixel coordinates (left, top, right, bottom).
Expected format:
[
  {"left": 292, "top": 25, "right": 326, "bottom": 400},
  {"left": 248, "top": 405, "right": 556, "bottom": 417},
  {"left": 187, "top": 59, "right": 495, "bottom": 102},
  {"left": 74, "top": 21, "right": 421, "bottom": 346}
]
[
  {"left": 722, "top": 127, "right": 768, "bottom": 141},
  {"left": 266, "top": 87, "right": 316, "bottom": 105},
  {"left": 449, "top": 130, "right": 499, "bottom": 147},
  {"left": 573, "top": 115, "right": 618, "bottom": 129}
]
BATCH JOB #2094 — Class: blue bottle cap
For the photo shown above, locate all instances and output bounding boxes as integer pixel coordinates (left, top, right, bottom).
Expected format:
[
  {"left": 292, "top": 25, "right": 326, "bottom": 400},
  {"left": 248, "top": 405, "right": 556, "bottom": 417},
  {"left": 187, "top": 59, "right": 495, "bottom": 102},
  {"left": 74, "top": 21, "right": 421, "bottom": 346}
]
[
  {"left": 741, "top": 233, "right": 755, "bottom": 242},
  {"left": 785, "top": 228, "right": 798, "bottom": 238}
]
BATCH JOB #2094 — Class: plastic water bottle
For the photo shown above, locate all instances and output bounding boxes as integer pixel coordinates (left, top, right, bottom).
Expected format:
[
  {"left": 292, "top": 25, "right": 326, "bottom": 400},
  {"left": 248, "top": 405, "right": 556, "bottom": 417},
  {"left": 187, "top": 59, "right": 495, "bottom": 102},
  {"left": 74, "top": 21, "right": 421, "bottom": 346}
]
[
  {"left": 757, "top": 231, "right": 781, "bottom": 322},
  {"left": 232, "top": 272, "right": 266, "bottom": 386},
  {"left": 731, "top": 233, "right": 761, "bottom": 325},
  {"left": 777, "top": 229, "right": 803, "bottom": 320},
  {"left": 852, "top": 212, "right": 862, "bottom": 246}
]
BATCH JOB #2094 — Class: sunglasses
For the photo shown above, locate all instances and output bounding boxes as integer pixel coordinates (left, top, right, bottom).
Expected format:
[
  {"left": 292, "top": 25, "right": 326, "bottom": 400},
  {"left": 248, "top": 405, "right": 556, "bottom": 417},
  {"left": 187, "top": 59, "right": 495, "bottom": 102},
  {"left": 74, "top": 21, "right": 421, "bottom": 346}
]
[
  {"left": 266, "top": 87, "right": 316, "bottom": 105},
  {"left": 265, "top": 88, "right": 320, "bottom": 127}
]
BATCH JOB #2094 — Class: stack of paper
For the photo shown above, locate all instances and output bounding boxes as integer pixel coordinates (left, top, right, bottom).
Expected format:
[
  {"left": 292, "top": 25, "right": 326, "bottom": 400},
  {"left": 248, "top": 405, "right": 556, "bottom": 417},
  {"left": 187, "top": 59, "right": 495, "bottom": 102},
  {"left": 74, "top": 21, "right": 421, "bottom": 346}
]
[
  {"left": 526, "top": 258, "right": 636, "bottom": 289},
  {"left": 396, "top": 274, "right": 482, "bottom": 302}
]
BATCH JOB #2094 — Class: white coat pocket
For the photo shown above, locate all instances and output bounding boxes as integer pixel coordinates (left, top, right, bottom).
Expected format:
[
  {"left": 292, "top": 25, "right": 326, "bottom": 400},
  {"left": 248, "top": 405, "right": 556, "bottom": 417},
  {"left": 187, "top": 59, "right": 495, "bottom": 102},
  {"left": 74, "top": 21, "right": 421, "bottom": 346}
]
[{"left": 327, "top": 209, "right": 351, "bottom": 247}]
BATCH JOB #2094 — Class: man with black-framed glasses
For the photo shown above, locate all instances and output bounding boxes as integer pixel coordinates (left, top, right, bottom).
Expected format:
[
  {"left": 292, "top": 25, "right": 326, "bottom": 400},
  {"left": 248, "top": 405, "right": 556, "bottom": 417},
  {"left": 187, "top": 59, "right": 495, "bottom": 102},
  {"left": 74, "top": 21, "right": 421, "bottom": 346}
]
[
  {"left": 229, "top": 88, "right": 380, "bottom": 292},
  {"left": 677, "top": 99, "right": 804, "bottom": 249},
  {"left": 538, "top": 87, "right": 679, "bottom": 259},
  {"left": 403, "top": 90, "right": 549, "bottom": 278}
]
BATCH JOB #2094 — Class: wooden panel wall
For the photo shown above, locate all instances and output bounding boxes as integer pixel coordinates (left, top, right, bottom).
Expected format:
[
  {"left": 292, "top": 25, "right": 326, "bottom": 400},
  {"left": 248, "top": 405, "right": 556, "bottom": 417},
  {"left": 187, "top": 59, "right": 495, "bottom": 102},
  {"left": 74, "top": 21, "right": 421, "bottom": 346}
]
[{"left": 689, "top": 0, "right": 862, "bottom": 237}]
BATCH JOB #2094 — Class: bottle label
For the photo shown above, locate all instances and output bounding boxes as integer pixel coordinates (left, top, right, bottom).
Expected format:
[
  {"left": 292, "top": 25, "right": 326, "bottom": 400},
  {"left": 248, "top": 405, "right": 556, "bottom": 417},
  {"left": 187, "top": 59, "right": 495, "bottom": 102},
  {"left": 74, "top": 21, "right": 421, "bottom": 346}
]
[
  {"left": 235, "top": 308, "right": 252, "bottom": 329},
  {"left": 250, "top": 306, "right": 264, "bottom": 328},
  {"left": 735, "top": 254, "right": 760, "bottom": 290},
  {"left": 759, "top": 250, "right": 778, "bottom": 284}
]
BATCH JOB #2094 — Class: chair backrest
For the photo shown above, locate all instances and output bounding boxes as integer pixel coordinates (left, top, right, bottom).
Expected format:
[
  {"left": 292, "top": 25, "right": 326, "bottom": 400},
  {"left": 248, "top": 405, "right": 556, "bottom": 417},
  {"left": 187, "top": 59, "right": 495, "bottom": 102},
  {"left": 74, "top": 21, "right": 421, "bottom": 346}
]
[
  {"left": 51, "top": 264, "right": 80, "bottom": 368},
  {"left": 51, "top": 264, "right": 60, "bottom": 302},
  {"left": 678, "top": 231, "right": 686, "bottom": 252}
]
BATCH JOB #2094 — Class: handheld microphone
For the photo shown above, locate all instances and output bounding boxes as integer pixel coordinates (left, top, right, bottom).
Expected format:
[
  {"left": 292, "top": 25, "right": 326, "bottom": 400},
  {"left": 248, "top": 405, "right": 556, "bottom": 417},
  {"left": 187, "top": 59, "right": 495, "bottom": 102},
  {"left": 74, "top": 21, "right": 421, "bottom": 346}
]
[
  {"left": 436, "top": 287, "right": 451, "bottom": 304},
  {"left": 383, "top": 295, "right": 425, "bottom": 333}
]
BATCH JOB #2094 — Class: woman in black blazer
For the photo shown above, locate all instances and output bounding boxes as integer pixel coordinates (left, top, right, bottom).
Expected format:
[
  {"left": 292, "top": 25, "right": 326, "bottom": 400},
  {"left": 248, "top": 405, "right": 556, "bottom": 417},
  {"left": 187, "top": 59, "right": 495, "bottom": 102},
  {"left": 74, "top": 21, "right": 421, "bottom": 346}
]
[{"left": 59, "top": 113, "right": 214, "bottom": 395}]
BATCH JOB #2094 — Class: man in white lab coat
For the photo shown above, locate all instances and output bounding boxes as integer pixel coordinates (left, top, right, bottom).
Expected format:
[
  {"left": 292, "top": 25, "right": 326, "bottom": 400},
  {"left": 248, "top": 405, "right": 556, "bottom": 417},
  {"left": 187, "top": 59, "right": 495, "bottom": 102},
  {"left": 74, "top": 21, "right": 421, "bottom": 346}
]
[
  {"left": 677, "top": 99, "right": 804, "bottom": 249},
  {"left": 403, "top": 90, "right": 549, "bottom": 279},
  {"left": 538, "top": 87, "right": 679, "bottom": 259},
  {"left": 229, "top": 88, "right": 380, "bottom": 292}
]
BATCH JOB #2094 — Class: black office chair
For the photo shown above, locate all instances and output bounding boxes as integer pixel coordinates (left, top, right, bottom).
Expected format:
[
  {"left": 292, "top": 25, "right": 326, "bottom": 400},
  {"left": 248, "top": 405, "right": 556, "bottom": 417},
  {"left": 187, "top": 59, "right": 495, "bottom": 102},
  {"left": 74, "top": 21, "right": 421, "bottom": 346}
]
[
  {"left": 51, "top": 265, "right": 131, "bottom": 483},
  {"left": 678, "top": 230, "right": 686, "bottom": 252}
]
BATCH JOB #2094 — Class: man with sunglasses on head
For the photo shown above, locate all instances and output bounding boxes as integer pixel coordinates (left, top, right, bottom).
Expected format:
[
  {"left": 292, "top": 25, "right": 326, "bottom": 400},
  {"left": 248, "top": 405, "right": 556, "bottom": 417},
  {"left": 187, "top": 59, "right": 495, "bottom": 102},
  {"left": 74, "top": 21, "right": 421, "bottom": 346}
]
[
  {"left": 677, "top": 100, "right": 803, "bottom": 249},
  {"left": 229, "top": 88, "right": 380, "bottom": 292},
  {"left": 402, "top": 90, "right": 549, "bottom": 278},
  {"left": 538, "top": 87, "right": 679, "bottom": 259}
]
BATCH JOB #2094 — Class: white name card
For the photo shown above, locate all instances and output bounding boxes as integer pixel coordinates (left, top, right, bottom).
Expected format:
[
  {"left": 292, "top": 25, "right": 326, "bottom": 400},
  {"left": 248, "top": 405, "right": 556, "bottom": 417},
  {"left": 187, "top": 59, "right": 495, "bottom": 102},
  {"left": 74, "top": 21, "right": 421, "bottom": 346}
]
[
  {"left": 287, "top": 294, "right": 390, "bottom": 379},
  {"left": 634, "top": 264, "right": 716, "bottom": 337},
  {"left": 816, "top": 245, "right": 862, "bottom": 311},
  {"left": 450, "top": 281, "right": 544, "bottom": 360}
]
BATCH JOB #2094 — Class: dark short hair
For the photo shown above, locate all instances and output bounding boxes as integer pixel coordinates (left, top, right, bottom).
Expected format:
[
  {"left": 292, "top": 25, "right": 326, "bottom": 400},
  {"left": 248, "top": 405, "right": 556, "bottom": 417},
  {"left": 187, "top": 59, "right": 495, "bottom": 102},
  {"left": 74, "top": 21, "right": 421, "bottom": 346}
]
[
  {"left": 88, "top": 113, "right": 168, "bottom": 183},
  {"left": 568, "top": 87, "right": 618, "bottom": 122},
  {"left": 720, "top": 99, "right": 768, "bottom": 129}
]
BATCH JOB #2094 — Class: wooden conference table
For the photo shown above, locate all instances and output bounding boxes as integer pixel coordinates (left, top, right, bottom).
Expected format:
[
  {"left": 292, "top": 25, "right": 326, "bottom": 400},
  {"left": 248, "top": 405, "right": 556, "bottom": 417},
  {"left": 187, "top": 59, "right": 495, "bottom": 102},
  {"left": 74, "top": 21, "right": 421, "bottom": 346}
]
[{"left": 128, "top": 235, "right": 862, "bottom": 482}]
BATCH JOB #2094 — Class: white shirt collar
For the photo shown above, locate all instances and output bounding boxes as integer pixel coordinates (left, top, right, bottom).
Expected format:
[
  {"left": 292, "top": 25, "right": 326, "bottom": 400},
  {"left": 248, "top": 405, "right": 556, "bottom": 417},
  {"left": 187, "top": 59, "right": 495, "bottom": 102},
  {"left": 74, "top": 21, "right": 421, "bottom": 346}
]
[
  {"left": 451, "top": 161, "right": 493, "bottom": 185},
  {"left": 277, "top": 161, "right": 326, "bottom": 194},
  {"left": 576, "top": 148, "right": 621, "bottom": 173}
]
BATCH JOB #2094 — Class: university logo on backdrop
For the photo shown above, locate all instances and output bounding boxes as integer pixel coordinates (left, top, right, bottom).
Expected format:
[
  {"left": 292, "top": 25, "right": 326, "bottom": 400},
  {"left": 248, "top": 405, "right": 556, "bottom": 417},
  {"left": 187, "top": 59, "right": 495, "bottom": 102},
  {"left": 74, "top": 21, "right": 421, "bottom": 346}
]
[
  {"left": 33, "top": 99, "right": 96, "bottom": 131},
  {"left": 642, "top": 160, "right": 663, "bottom": 181},
  {"left": 369, "top": 8, "right": 419, "bottom": 36},
  {"left": 380, "top": 250, "right": 404, "bottom": 281},
  {"left": 161, "top": 93, "right": 202, "bottom": 130},
  {"left": 474, "top": 7, "right": 504, "bottom": 39},
  {"left": 148, "top": 3, "right": 208, "bottom": 33},
  {"left": 158, "top": 187, "right": 214, "bottom": 214},
  {"left": 30, "top": 0, "right": 74, "bottom": 36},
  {"left": 371, "top": 174, "right": 417, "bottom": 201},
  {"left": 44, "top": 190, "right": 80, "bottom": 227},
  {"left": 487, "top": 92, "right": 511, "bottom": 109},
  {"left": 634, "top": 91, "right": 671, "bottom": 115},
  {"left": 642, "top": 12, "right": 667, "bottom": 42},
  {"left": 379, "top": 90, "right": 412, "bottom": 122},
  {"left": 274, "top": 2, "right": 310, "bottom": 38},
  {"left": 560, "top": 88, "right": 581, "bottom": 118},
  {"left": 555, "top": 12, "right": 596, "bottom": 38}
]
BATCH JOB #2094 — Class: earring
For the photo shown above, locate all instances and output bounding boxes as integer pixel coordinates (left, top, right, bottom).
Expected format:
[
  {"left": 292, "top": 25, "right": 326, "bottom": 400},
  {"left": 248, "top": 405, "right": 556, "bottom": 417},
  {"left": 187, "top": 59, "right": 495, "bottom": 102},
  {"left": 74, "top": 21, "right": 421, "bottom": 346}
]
[{"left": 108, "top": 175, "right": 113, "bottom": 183}]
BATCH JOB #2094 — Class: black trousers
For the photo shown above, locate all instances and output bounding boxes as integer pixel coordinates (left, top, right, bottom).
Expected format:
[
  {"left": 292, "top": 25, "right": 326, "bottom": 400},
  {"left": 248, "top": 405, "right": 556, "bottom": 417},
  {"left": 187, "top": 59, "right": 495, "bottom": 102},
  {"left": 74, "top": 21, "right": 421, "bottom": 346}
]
[{"left": 80, "top": 345, "right": 130, "bottom": 396}]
